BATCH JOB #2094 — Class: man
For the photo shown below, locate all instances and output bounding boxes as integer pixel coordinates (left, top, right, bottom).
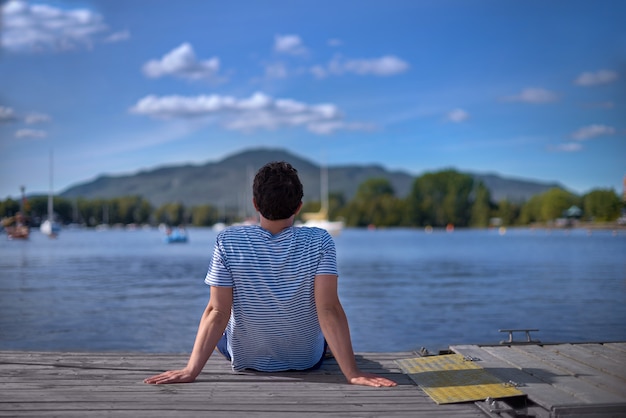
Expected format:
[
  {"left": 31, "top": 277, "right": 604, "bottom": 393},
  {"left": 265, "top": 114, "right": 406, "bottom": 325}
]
[{"left": 145, "top": 161, "right": 396, "bottom": 387}]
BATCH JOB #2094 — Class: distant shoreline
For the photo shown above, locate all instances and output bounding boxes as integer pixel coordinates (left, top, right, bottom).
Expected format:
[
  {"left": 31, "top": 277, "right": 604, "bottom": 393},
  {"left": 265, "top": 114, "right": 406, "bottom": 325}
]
[{"left": 527, "top": 221, "right": 626, "bottom": 231}]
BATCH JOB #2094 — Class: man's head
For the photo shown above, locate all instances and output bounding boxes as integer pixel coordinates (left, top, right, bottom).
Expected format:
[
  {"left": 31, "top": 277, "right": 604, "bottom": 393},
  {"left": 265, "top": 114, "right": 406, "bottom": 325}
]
[{"left": 253, "top": 161, "right": 303, "bottom": 220}]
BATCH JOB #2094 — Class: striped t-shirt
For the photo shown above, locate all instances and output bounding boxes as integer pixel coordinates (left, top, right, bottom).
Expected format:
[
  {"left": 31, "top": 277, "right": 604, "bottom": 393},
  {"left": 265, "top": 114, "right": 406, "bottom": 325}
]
[{"left": 205, "top": 225, "right": 338, "bottom": 372}]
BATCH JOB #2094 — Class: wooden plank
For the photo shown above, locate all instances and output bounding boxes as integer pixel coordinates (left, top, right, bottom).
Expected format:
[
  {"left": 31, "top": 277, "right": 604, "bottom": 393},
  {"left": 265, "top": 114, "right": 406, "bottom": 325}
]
[
  {"left": 450, "top": 344, "right": 576, "bottom": 411},
  {"left": 547, "top": 343, "right": 626, "bottom": 381},
  {"left": 576, "top": 343, "right": 626, "bottom": 362},
  {"left": 0, "top": 351, "right": 485, "bottom": 418},
  {"left": 603, "top": 342, "right": 626, "bottom": 355},
  {"left": 0, "top": 401, "right": 478, "bottom": 412},
  {"left": 0, "top": 412, "right": 469, "bottom": 418},
  {"left": 519, "top": 345, "right": 626, "bottom": 398},
  {"left": 483, "top": 346, "right": 624, "bottom": 404},
  {"left": 550, "top": 403, "right": 626, "bottom": 418}
]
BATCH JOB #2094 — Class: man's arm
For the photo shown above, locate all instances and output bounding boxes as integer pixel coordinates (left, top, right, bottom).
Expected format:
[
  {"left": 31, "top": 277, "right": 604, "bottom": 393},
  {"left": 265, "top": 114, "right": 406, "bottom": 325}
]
[
  {"left": 314, "top": 275, "right": 397, "bottom": 387},
  {"left": 144, "top": 286, "right": 232, "bottom": 384}
]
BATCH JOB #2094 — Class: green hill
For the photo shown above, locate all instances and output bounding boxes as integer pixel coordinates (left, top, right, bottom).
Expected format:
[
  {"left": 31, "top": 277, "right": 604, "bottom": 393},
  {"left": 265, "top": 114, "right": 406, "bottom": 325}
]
[{"left": 60, "top": 148, "right": 563, "bottom": 207}]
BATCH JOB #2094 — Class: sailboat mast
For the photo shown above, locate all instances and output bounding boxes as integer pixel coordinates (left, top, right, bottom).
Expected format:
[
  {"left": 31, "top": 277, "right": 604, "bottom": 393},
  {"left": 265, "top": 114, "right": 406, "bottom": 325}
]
[
  {"left": 320, "top": 165, "right": 329, "bottom": 214},
  {"left": 47, "top": 150, "right": 53, "bottom": 220}
]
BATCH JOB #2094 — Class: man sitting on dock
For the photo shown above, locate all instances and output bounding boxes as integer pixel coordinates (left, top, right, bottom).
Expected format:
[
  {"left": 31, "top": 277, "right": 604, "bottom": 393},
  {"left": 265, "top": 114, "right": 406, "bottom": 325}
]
[{"left": 145, "top": 161, "right": 396, "bottom": 388}]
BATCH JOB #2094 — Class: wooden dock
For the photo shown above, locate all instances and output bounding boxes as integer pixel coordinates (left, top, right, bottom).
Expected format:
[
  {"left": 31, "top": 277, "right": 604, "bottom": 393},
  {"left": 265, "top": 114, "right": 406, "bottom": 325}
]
[
  {"left": 1, "top": 342, "right": 625, "bottom": 417},
  {"left": 450, "top": 342, "right": 626, "bottom": 417}
]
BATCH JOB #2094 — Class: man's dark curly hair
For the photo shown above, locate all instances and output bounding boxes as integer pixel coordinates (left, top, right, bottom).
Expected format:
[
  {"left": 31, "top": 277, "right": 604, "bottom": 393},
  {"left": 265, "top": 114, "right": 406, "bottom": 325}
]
[{"left": 253, "top": 161, "right": 303, "bottom": 220}]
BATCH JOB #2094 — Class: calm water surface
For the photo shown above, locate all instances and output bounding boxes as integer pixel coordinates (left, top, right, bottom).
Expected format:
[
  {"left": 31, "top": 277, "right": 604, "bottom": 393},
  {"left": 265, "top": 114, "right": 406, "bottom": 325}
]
[{"left": 1, "top": 227, "right": 624, "bottom": 353}]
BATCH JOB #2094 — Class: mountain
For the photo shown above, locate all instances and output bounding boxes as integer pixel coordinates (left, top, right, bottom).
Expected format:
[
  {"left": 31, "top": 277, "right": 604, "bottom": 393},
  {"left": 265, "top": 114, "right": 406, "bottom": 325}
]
[{"left": 60, "top": 148, "right": 563, "bottom": 207}]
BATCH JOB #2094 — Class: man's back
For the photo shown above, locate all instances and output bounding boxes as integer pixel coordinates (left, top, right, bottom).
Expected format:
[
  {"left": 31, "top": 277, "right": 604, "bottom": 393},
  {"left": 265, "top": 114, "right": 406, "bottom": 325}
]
[
  {"left": 205, "top": 225, "right": 337, "bottom": 371},
  {"left": 145, "top": 161, "right": 396, "bottom": 387}
]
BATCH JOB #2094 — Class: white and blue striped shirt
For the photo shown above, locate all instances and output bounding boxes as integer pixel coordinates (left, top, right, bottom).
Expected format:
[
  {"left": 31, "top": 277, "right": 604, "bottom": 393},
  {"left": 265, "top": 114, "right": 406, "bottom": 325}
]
[{"left": 205, "top": 225, "right": 338, "bottom": 372}]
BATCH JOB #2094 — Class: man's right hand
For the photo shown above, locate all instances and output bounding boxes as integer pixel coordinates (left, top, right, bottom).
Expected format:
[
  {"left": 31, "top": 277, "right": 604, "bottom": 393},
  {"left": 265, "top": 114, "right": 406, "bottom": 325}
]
[
  {"left": 144, "top": 369, "right": 197, "bottom": 385},
  {"left": 348, "top": 371, "right": 398, "bottom": 387}
]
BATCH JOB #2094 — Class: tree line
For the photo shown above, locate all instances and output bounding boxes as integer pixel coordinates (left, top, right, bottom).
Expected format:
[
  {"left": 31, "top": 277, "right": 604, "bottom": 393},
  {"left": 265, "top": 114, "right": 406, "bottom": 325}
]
[
  {"left": 321, "top": 170, "right": 623, "bottom": 228},
  {"left": 1, "top": 170, "right": 623, "bottom": 228}
]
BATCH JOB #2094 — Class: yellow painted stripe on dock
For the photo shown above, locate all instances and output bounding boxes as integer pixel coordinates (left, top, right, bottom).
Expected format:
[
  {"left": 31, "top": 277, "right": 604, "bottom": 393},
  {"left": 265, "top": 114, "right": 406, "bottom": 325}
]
[{"left": 396, "top": 354, "right": 525, "bottom": 404}]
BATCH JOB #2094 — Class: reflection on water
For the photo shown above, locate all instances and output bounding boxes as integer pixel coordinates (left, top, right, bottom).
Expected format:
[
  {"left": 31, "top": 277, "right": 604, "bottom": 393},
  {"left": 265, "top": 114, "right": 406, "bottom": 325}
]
[{"left": 1, "top": 227, "right": 624, "bottom": 353}]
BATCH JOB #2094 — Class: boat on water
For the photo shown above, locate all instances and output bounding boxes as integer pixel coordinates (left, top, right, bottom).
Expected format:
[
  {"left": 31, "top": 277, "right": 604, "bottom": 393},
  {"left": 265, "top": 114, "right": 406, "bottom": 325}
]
[
  {"left": 300, "top": 165, "right": 344, "bottom": 236},
  {"left": 40, "top": 219, "right": 60, "bottom": 237},
  {"left": 300, "top": 211, "right": 344, "bottom": 236},
  {"left": 4, "top": 187, "right": 30, "bottom": 240},
  {"left": 5, "top": 221, "right": 29, "bottom": 240},
  {"left": 164, "top": 227, "right": 188, "bottom": 243},
  {"left": 40, "top": 151, "right": 61, "bottom": 238}
]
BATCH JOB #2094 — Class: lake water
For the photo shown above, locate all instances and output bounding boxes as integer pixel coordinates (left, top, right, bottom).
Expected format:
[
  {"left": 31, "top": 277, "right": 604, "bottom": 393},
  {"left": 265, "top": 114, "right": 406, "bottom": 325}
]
[{"left": 1, "top": 226, "right": 625, "bottom": 354}]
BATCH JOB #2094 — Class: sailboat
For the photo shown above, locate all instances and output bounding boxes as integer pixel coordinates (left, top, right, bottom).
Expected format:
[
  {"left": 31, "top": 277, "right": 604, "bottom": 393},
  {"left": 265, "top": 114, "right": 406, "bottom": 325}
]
[
  {"left": 4, "top": 186, "right": 30, "bottom": 239},
  {"left": 40, "top": 151, "right": 61, "bottom": 237},
  {"left": 301, "top": 165, "right": 344, "bottom": 236}
]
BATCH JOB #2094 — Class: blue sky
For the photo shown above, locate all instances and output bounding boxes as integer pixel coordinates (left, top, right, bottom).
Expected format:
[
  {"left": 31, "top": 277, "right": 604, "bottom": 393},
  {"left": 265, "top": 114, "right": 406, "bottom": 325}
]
[{"left": 1, "top": 0, "right": 624, "bottom": 200}]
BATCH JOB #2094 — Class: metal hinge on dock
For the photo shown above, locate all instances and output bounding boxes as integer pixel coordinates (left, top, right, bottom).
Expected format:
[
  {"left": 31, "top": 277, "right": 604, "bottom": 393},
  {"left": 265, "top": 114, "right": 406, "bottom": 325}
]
[
  {"left": 476, "top": 397, "right": 528, "bottom": 417},
  {"left": 499, "top": 329, "right": 541, "bottom": 345}
]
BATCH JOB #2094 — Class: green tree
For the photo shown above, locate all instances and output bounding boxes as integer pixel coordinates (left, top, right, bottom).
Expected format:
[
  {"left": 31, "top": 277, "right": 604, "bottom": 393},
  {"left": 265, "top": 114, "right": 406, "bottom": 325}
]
[
  {"left": 539, "top": 188, "right": 579, "bottom": 221},
  {"left": 53, "top": 197, "right": 73, "bottom": 224},
  {"left": 84, "top": 198, "right": 110, "bottom": 226},
  {"left": 406, "top": 170, "right": 474, "bottom": 227},
  {"left": 469, "top": 182, "right": 492, "bottom": 227},
  {"left": 328, "top": 191, "right": 346, "bottom": 222},
  {"left": 355, "top": 178, "right": 395, "bottom": 200},
  {"left": 519, "top": 188, "right": 579, "bottom": 224},
  {"left": 25, "top": 195, "right": 48, "bottom": 221},
  {"left": 155, "top": 202, "right": 186, "bottom": 225},
  {"left": 111, "top": 196, "right": 153, "bottom": 224},
  {"left": 582, "top": 189, "right": 621, "bottom": 221},
  {"left": 0, "top": 198, "right": 21, "bottom": 218},
  {"left": 519, "top": 194, "right": 541, "bottom": 224},
  {"left": 340, "top": 178, "right": 402, "bottom": 227},
  {"left": 135, "top": 199, "right": 153, "bottom": 224},
  {"left": 191, "top": 204, "right": 219, "bottom": 226},
  {"left": 494, "top": 199, "right": 521, "bottom": 226}
]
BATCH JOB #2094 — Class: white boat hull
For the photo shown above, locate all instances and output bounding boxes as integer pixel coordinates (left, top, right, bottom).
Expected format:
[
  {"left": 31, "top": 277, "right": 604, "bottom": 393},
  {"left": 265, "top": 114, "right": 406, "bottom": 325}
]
[
  {"left": 40, "top": 219, "right": 61, "bottom": 236},
  {"left": 302, "top": 219, "right": 344, "bottom": 236}
]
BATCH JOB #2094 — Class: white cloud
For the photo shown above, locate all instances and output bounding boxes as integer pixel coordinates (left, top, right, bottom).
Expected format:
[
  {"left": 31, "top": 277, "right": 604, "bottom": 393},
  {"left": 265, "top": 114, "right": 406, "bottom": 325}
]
[
  {"left": 1, "top": 0, "right": 108, "bottom": 52},
  {"left": 142, "top": 43, "right": 221, "bottom": 81},
  {"left": 571, "top": 124, "right": 616, "bottom": 141},
  {"left": 130, "top": 92, "right": 370, "bottom": 134},
  {"left": 104, "top": 30, "right": 130, "bottom": 43},
  {"left": 548, "top": 124, "right": 616, "bottom": 153},
  {"left": 446, "top": 108, "right": 469, "bottom": 123},
  {"left": 274, "top": 34, "right": 307, "bottom": 55},
  {"left": 502, "top": 87, "right": 559, "bottom": 103},
  {"left": 328, "top": 38, "right": 343, "bottom": 47},
  {"left": 0, "top": 106, "right": 17, "bottom": 123},
  {"left": 264, "top": 62, "right": 288, "bottom": 79},
  {"left": 575, "top": 70, "right": 619, "bottom": 86},
  {"left": 310, "top": 65, "right": 327, "bottom": 79},
  {"left": 313, "top": 55, "right": 409, "bottom": 78},
  {"left": 549, "top": 142, "right": 582, "bottom": 152},
  {"left": 25, "top": 112, "right": 51, "bottom": 124},
  {"left": 15, "top": 129, "right": 47, "bottom": 139},
  {"left": 307, "top": 121, "right": 374, "bottom": 135}
]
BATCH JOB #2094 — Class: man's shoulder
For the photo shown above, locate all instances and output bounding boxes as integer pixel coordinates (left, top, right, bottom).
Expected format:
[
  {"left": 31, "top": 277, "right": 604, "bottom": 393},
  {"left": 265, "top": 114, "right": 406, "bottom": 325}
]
[
  {"left": 217, "top": 224, "right": 259, "bottom": 240},
  {"left": 296, "top": 226, "right": 333, "bottom": 241},
  {"left": 217, "top": 225, "right": 332, "bottom": 243}
]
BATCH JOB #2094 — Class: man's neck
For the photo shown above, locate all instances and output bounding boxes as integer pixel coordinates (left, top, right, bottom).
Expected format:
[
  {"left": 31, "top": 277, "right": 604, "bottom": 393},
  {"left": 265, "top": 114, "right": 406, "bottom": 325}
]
[{"left": 259, "top": 215, "right": 295, "bottom": 235}]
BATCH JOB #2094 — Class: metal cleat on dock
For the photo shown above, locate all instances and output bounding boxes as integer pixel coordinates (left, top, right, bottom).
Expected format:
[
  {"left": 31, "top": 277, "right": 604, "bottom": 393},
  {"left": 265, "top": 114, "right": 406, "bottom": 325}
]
[{"left": 499, "top": 328, "right": 541, "bottom": 345}]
